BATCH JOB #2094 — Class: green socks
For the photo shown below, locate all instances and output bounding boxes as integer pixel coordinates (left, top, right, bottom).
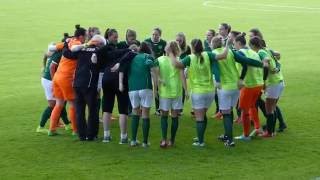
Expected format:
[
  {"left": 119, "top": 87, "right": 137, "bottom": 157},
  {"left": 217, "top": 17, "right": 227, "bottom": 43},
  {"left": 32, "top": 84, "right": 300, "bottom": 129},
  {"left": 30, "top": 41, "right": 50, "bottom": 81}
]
[
  {"left": 196, "top": 120, "right": 206, "bottom": 144},
  {"left": 171, "top": 117, "right": 179, "bottom": 144},
  {"left": 131, "top": 115, "right": 140, "bottom": 141},
  {"left": 266, "top": 113, "right": 274, "bottom": 134},
  {"left": 142, "top": 118, "right": 150, "bottom": 144},
  {"left": 204, "top": 115, "right": 208, "bottom": 131},
  {"left": 161, "top": 116, "right": 168, "bottom": 140},
  {"left": 223, "top": 114, "right": 233, "bottom": 141},
  {"left": 40, "top": 106, "right": 53, "bottom": 127}
]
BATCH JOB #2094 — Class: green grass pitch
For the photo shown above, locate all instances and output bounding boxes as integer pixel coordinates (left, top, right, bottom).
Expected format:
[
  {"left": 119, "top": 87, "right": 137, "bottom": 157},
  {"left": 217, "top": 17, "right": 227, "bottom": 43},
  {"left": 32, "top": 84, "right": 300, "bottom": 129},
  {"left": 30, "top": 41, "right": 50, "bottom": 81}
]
[{"left": 0, "top": 0, "right": 320, "bottom": 179}]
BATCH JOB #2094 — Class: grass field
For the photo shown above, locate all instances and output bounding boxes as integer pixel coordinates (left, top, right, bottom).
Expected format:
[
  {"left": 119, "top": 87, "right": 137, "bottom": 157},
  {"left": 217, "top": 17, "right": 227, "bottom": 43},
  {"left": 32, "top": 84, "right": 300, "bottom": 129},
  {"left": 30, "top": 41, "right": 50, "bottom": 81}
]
[{"left": 1, "top": 0, "right": 320, "bottom": 179}]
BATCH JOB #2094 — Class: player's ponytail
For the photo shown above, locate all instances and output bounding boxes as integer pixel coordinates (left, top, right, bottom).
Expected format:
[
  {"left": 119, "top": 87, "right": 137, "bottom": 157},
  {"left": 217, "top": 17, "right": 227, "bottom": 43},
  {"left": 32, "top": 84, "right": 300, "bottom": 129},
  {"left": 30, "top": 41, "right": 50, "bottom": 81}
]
[
  {"left": 249, "top": 28, "right": 263, "bottom": 40},
  {"left": 165, "top": 41, "right": 181, "bottom": 57},
  {"left": 235, "top": 32, "right": 247, "bottom": 46},
  {"left": 249, "top": 36, "right": 263, "bottom": 49},
  {"left": 75, "top": 24, "right": 81, "bottom": 30},
  {"left": 191, "top": 39, "right": 204, "bottom": 64}
]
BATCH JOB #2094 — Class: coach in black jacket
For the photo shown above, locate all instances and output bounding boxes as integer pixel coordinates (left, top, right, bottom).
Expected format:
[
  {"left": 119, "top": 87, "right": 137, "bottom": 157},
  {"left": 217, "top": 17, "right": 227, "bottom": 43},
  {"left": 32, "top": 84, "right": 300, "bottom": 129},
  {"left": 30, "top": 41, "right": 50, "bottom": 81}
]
[{"left": 71, "top": 35, "right": 106, "bottom": 141}]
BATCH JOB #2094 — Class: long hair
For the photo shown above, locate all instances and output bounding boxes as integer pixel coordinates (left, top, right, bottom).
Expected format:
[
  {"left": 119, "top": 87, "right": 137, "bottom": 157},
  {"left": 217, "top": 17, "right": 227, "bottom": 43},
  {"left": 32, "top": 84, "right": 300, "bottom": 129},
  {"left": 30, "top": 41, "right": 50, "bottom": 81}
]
[
  {"left": 139, "top": 41, "right": 153, "bottom": 55},
  {"left": 235, "top": 32, "right": 247, "bottom": 46},
  {"left": 249, "top": 36, "right": 264, "bottom": 49},
  {"left": 191, "top": 39, "right": 204, "bottom": 64},
  {"left": 211, "top": 36, "right": 222, "bottom": 49},
  {"left": 125, "top": 29, "right": 137, "bottom": 42},
  {"left": 249, "top": 28, "right": 263, "bottom": 39},
  {"left": 176, "top": 32, "right": 187, "bottom": 52},
  {"left": 165, "top": 40, "right": 181, "bottom": 57}
]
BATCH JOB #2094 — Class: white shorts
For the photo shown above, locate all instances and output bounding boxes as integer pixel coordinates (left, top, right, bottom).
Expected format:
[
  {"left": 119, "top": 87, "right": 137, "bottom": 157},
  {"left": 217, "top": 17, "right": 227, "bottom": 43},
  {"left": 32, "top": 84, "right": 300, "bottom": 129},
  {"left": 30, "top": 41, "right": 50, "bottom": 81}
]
[
  {"left": 191, "top": 92, "right": 215, "bottom": 109},
  {"left": 129, "top": 89, "right": 153, "bottom": 108},
  {"left": 97, "top": 72, "right": 104, "bottom": 91},
  {"left": 217, "top": 89, "right": 239, "bottom": 110},
  {"left": 159, "top": 97, "right": 183, "bottom": 111},
  {"left": 41, "top": 78, "right": 55, "bottom": 100},
  {"left": 265, "top": 81, "right": 285, "bottom": 99}
]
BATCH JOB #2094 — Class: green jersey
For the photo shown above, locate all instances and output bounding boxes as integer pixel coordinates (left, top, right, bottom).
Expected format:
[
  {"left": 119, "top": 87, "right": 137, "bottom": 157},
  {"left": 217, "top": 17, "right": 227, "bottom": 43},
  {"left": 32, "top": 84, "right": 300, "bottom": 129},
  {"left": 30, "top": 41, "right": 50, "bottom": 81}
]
[
  {"left": 182, "top": 52, "right": 219, "bottom": 94},
  {"left": 180, "top": 45, "right": 191, "bottom": 59},
  {"left": 258, "top": 49, "right": 284, "bottom": 86},
  {"left": 155, "top": 56, "right": 182, "bottom": 98},
  {"left": 144, "top": 38, "right": 166, "bottom": 58},
  {"left": 204, "top": 39, "right": 212, "bottom": 52},
  {"left": 213, "top": 48, "right": 239, "bottom": 90},
  {"left": 127, "top": 53, "right": 155, "bottom": 91},
  {"left": 42, "top": 51, "right": 62, "bottom": 80},
  {"left": 240, "top": 48, "right": 264, "bottom": 88},
  {"left": 117, "top": 40, "right": 141, "bottom": 49}
]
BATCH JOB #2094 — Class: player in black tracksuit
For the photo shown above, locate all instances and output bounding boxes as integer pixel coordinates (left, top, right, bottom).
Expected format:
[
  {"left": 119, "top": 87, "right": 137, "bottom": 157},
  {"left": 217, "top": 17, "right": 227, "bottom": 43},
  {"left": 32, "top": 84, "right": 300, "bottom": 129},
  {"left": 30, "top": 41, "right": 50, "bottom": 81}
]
[{"left": 97, "top": 29, "right": 131, "bottom": 143}]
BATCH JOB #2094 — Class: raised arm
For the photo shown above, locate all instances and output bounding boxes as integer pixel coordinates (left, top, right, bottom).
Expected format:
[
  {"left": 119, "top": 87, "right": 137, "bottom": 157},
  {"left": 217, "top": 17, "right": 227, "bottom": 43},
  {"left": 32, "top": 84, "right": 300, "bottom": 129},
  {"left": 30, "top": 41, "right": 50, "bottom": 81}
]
[
  {"left": 232, "top": 50, "right": 263, "bottom": 68},
  {"left": 171, "top": 55, "right": 187, "bottom": 69},
  {"left": 215, "top": 39, "right": 232, "bottom": 60}
]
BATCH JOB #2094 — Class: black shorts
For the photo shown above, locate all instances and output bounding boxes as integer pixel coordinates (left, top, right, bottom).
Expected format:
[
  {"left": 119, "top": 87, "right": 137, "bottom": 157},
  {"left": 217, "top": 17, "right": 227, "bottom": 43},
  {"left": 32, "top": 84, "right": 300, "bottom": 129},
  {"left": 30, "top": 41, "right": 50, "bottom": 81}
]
[{"left": 102, "top": 80, "right": 129, "bottom": 115}]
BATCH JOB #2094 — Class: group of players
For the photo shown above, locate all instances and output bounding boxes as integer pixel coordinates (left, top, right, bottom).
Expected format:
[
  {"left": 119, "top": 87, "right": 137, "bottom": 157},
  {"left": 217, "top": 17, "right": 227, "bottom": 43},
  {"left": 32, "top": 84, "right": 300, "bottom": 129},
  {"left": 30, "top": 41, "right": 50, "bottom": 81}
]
[{"left": 37, "top": 23, "right": 287, "bottom": 148}]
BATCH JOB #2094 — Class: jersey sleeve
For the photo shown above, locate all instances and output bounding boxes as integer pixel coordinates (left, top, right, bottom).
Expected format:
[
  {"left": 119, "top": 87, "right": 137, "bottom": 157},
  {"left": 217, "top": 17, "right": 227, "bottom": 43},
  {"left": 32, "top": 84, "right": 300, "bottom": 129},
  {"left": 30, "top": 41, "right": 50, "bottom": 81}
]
[
  {"left": 208, "top": 52, "right": 221, "bottom": 83},
  {"left": 152, "top": 57, "right": 160, "bottom": 68},
  {"left": 55, "top": 42, "right": 64, "bottom": 51},
  {"left": 258, "top": 50, "right": 269, "bottom": 61},
  {"left": 181, "top": 56, "right": 191, "bottom": 67},
  {"left": 144, "top": 54, "right": 155, "bottom": 68},
  {"left": 233, "top": 50, "right": 263, "bottom": 67}
]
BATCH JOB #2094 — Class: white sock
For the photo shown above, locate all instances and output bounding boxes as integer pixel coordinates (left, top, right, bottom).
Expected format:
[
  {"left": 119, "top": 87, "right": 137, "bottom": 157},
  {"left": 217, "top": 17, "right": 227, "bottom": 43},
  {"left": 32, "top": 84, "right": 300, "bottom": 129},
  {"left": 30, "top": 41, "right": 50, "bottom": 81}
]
[
  {"left": 104, "top": 130, "right": 110, "bottom": 137},
  {"left": 120, "top": 133, "right": 127, "bottom": 139}
]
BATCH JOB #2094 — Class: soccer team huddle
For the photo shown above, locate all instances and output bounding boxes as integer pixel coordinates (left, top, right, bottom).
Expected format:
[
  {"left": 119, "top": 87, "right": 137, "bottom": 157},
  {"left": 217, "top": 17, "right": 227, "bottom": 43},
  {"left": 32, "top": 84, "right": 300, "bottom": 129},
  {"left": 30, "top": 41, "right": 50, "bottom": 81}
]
[{"left": 38, "top": 23, "right": 287, "bottom": 148}]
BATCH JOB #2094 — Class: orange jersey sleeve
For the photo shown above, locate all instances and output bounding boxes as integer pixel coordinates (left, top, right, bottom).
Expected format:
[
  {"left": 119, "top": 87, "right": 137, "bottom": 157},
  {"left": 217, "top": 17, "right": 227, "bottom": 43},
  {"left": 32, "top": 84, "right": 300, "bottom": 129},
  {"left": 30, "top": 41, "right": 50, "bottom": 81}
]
[{"left": 55, "top": 42, "right": 64, "bottom": 51}]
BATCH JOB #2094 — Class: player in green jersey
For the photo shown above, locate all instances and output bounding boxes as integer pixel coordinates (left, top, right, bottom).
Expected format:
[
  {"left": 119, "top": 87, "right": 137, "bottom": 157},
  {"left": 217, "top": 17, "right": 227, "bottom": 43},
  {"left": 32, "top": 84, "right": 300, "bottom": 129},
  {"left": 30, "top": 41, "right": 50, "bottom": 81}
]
[
  {"left": 249, "top": 37, "right": 285, "bottom": 137},
  {"left": 118, "top": 42, "right": 157, "bottom": 147},
  {"left": 176, "top": 32, "right": 191, "bottom": 116},
  {"left": 154, "top": 41, "right": 188, "bottom": 148},
  {"left": 145, "top": 27, "right": 167, "bottom": 116},
  {"left": 249, "top": 28, "right": 287, "bottom": 132},
  {"left": 171, "top": 38, "right": 230, "bottom": 147}
]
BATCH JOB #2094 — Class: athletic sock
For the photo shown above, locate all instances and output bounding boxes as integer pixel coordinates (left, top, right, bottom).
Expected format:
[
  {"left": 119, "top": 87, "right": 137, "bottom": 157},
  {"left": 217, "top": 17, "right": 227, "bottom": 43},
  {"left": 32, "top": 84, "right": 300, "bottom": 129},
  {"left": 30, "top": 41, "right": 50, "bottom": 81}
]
[
  {"left": 271, "top": 110, "right": 277, "bottom": 133},
  {"left": 250, "top": 108, "right": 260, "bottom": 129},
  {"left": 241, "top": 112, "right": 250, "bottom": 136},
  {"left": 40, "top": 106, "right": 53, "bottom": 127},
  {"left": 266, "top": 113, "right": 274, "bottom": 134},
  {"left": 120, "top": 133, "right": 127, "bottom": 139},
  {"left": 204, "top": 115, "right": 208, "bottom": 131},
  {"left": 49, "top": 105, "right": 63, "bottom": 131},
  {"left": 161, "top": 116, "right": 168, "bottom": 140},
  {"left": 196, "top": 121, "right": 205, "bottom": 144},
  {"left": 231, "top": 109, "right": 235, "bottom": 125},
  {"left": 142, "top": 118, "right": 150, "bottom": 144},
  {"left": 131, "top": 115, "right": 140, "bottom": 141},
  {"left": 60, "top": 106, "right": 70, "bottom": 125},
  {"left": 170, "top": 117, "right": 179, "bottom": 144},
  {"left": 104, "top": 130, "right": 110, "bottom": 137},
  {"left": 223, "top": 114, "right": 233, "bottom": 141},
  {"left": 69, "top": 106, "right": 77, "bottom": 133},
  {"left": 276, "top": 106, "right": 285, "bottom": 127},
  {"left": 214, "top": 93, "right": 219, "bottom": 113}
]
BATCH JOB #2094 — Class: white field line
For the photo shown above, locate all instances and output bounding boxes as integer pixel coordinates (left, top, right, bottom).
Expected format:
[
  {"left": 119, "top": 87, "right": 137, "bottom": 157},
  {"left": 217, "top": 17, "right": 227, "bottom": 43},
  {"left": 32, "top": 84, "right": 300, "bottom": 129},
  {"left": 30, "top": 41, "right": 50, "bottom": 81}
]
[{"left": 203, "top": 0, "right": 320, "bottom": 13}]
